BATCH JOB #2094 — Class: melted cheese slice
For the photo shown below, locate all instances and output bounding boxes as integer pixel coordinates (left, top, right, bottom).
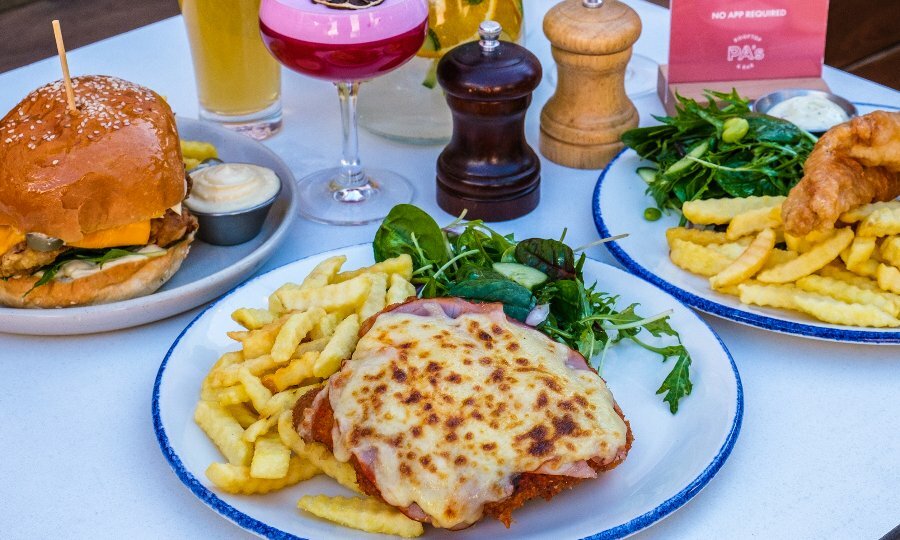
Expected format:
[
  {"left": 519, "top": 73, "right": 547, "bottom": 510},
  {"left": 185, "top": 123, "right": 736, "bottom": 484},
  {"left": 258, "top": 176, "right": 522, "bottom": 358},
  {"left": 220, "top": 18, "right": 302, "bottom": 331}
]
[
  {"left": 328, "top": 303, "right": 627, "bottom": 529},
  {"left": 0, "top": 226, "right": 25, "bottom": 254},
  {"left": 69, "top": 220, "right": 151, "bottom": 249}
]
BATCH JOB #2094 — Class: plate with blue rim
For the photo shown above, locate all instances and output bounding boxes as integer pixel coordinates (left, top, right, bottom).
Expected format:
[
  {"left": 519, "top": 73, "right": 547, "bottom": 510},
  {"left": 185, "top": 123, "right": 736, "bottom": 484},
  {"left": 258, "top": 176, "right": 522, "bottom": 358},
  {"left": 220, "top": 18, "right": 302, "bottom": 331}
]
[
  {"left": 593, "top": 102, "right": 900, "bottom": 344},
  {"left": 154, "top": 243, "right": 742, "bottom": 539}
]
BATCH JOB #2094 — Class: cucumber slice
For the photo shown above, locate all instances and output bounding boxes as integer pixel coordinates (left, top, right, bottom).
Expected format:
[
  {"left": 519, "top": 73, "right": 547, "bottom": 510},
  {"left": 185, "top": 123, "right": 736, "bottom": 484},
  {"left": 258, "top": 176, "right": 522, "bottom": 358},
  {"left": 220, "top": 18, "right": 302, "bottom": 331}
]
[
  {"left": 664, "top": 141, "right": 709, "bottom": 177},
  {"left": 492, "top": 262, "right": 548, "bottom": 290},
  {"left": 421, "top": 60, "right": 439, "bottom": 89},
  {"left": 636, "top": 167, "right": 658, "bottom": 184},
  {"left": 421, "top": 29, "right": 441, "bottom": 53}
]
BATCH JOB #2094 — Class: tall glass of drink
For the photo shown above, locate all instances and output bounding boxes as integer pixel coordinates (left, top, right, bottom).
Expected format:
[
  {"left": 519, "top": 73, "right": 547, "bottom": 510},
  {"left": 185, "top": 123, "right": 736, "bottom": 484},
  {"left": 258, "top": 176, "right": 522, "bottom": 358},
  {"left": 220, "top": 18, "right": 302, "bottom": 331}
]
[
  {"left": 181, "top": 0, "right": 282, "bottom": 140},
  {"left": 260, "top": 0, "right": 428, "bottom": 225},
  {"left": 359, "top": 0, "right": 525, "bottom": 145}
]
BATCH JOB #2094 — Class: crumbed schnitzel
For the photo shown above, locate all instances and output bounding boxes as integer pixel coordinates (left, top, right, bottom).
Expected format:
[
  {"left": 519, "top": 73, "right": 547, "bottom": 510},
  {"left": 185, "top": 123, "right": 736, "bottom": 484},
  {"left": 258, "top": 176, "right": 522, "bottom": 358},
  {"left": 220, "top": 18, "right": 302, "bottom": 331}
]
[
  {"left": 294, "top": 297, "right": 632, "bottom": 530},
  {"left": 782, "top": 110, "right": 900, "bottom": 236}
]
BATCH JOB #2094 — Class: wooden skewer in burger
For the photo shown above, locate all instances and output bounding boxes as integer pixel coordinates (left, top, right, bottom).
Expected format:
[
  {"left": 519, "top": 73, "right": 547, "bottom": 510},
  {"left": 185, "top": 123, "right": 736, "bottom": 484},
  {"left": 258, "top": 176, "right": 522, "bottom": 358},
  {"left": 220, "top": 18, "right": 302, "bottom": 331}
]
[{"left": 0, "top": 21, "right": 197, "bottom": 308}]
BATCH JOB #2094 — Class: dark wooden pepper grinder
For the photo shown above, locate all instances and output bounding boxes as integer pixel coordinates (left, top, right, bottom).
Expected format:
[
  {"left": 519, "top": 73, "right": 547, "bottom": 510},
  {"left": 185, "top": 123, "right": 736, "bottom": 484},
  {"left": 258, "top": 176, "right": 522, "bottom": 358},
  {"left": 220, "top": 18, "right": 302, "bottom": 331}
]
[{"left": 435, "top": 21, "right": 542, "bottom": 221}]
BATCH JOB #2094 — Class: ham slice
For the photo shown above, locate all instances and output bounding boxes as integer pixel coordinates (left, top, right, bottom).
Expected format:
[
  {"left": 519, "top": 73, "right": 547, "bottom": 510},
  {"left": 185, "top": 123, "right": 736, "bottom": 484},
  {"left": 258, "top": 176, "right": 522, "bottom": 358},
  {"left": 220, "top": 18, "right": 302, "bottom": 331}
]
[
  {"left": 534, "top": 459, "right": 598, "bottom": 478},
  {"left": 360, "top": 297, "right": 594, "bottom": 373}
]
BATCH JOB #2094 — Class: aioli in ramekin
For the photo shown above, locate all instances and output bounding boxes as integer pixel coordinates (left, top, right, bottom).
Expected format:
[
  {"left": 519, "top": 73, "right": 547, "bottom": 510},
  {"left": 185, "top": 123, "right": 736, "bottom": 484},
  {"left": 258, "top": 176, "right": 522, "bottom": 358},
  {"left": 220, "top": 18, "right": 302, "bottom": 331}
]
[
  {"left": 765, "top": 95, "right": 850, "bottom": 133},
  {"left": 186, "top": 163, "right": 280, "bottom": 214}
]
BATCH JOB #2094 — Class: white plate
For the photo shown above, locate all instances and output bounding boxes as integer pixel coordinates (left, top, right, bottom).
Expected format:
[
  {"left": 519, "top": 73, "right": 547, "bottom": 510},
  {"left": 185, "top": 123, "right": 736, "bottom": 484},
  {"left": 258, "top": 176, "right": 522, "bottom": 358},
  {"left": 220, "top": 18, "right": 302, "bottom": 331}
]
[
  {"left": 592, "top": 101, "right": 900, "bottom": 343},
  {"left": 154, "top": 244, "right": 742, "bottom": 540},
  {"left": 0, "top": 118, "right": 299, "bottom": 336}
]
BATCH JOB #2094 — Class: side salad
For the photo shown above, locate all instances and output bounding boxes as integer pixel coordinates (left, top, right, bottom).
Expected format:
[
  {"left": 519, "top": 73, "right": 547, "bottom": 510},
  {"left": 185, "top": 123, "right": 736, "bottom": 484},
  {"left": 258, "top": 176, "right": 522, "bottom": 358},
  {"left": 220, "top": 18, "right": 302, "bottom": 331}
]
[
  {"left": 622, "top": 90, "right": 815, "bottom": 218},
  {"left": 373, "top": 204, "right": 693, "bottom": 413}
]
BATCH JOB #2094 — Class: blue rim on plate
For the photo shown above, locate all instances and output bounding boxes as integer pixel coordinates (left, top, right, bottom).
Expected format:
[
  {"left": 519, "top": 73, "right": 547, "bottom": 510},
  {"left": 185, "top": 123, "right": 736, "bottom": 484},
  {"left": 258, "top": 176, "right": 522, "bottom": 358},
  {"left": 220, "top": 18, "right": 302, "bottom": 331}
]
[
  {"left": 152, "top": 246, "right": 743, "bottom": 540},
  {"left": 593, "top": 101, "right": 900, "bottom": 344},
  {"left": 854, "top": 102, "right": 900, "bottom": 112}
]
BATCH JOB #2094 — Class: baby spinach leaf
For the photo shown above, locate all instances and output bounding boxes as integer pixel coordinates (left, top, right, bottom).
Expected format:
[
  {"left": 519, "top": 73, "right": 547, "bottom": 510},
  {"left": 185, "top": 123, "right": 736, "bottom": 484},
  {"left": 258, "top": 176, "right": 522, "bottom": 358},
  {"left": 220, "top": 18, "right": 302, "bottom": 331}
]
[
  {"left": 745, "top": 114, "right": 804, "bottom": 144},
  {"left": 373, "top": 204, "right": 447, "bottom": 267},
  {"left": 448, "top": 278, "right": 535, "bottom": 322},
  {"left": 515, "top": 238, "right": 575, "bottom": 280},
  {"left": 456, "top": 263, "right": 505, "bottom": 282}
]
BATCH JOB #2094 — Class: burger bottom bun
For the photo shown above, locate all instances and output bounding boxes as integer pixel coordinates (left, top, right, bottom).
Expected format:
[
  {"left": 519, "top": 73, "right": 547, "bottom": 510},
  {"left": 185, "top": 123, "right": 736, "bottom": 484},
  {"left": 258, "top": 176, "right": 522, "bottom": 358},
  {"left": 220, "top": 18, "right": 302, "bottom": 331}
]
[{"left": 0, "top": 234, "right": 194, "bottom": 308}]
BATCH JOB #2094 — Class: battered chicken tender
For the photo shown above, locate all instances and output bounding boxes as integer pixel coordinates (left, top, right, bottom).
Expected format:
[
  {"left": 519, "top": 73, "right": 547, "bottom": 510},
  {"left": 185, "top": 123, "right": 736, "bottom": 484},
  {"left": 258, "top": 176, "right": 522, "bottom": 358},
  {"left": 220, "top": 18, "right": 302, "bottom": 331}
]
[{"left": 782, "top": 111, "right": 900, "bottom": 236}]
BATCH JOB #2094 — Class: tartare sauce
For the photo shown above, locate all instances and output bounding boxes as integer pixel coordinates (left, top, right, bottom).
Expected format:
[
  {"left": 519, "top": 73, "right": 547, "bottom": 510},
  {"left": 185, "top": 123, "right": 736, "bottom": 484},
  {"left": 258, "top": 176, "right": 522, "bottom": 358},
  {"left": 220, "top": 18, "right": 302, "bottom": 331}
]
[
  {"left": 185, "top": 163, "right": 280, "bottom": 214},
  {"left": 766, "top": 95, "right": 850, "bottom": 132}
]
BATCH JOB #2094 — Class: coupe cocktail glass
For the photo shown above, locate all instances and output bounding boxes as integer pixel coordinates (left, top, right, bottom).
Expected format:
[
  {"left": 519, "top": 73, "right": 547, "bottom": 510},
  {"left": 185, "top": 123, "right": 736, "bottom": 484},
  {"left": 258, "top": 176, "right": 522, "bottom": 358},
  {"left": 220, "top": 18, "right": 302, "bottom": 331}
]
[{"left": 260, "top": 0, "right": 429, "bottom": 225}]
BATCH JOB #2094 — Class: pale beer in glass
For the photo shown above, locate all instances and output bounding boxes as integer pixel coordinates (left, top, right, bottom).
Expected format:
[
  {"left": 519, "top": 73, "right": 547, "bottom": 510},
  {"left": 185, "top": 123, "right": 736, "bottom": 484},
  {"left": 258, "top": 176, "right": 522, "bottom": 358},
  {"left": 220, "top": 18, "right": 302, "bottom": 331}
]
[{"left": 181, "top": 0, "right": 282, "bottom": 139}]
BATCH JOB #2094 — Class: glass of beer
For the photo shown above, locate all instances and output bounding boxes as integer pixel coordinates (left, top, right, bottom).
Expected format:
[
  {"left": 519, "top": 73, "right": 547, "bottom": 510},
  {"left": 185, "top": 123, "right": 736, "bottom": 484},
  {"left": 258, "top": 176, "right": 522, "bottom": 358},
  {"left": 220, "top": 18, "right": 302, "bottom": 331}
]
[{"left": 181, "top": 0, "right": 282, "bottom": 140}]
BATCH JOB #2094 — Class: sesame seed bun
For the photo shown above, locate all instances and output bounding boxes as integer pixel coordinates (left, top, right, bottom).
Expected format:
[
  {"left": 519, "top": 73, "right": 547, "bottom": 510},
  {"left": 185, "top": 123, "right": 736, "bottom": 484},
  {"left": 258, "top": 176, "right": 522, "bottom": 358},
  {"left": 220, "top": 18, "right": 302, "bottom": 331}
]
[
  {"left": 0, "top": 75, "right": 186, "bottom": 243},
  {"left": 0, "top": 233, "right": 193, "bottom": 308}
]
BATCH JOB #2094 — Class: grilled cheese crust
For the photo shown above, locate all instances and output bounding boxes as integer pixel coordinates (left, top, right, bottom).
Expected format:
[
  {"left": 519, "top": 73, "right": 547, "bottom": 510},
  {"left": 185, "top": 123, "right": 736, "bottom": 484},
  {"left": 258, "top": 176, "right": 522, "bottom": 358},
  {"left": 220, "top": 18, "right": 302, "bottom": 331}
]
[{"left": 321, "top": 298, "right": 629, "bottom": 529}]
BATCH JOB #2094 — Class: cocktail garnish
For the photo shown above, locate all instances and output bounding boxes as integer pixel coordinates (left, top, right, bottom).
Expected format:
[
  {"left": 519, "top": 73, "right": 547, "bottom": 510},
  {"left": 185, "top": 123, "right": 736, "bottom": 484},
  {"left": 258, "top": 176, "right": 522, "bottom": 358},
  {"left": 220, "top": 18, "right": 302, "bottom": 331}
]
[{"left": 311, "top": 0, "right": 385, "bottom": 10}]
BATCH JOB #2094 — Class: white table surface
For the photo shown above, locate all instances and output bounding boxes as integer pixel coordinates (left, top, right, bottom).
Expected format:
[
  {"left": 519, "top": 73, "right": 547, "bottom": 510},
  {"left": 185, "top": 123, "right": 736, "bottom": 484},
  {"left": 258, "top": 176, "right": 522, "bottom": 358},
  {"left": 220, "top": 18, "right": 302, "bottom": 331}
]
[{"left": 1, "top": 2, "right": 898, "bottom": 539}]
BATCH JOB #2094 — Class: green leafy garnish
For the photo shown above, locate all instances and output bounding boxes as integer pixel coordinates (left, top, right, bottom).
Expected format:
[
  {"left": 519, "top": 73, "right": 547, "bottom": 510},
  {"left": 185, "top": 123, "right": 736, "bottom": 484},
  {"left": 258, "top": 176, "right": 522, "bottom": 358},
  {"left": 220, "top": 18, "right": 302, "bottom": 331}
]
[
  {"left": 373, "top": 204, "right": 447, "bottom": 269},
  {"left": 656, "top": 350, "right": 692, "bottom": 413},
  {"left": 514, "top": 238, "right": 576, "bottom": 280},
  {"left": 372, "top": 205, "right": 693, "bottom": 413},
  {"left": 25, "top": 247, "right": 148, "bottom": 296},
  {"left": 621, "top": 89, "right": 815, "bottom": 218},
  {"left": 449, "top": 278, "right": 535, "bottom": 322}
]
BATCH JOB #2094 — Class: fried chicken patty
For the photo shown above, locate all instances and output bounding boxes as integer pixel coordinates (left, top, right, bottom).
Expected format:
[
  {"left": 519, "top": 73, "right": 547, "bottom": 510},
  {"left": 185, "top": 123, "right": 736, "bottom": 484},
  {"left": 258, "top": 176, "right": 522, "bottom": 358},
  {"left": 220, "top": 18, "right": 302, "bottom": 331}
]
[
  {"left": 150, "top": 207, "right": 198, "bottom": 249},
  {"left": 0, "top": 207, "right": 197, "bottom": 279},
  {"left": 0, "top": 243, "right": 66, "bottom": 279}
]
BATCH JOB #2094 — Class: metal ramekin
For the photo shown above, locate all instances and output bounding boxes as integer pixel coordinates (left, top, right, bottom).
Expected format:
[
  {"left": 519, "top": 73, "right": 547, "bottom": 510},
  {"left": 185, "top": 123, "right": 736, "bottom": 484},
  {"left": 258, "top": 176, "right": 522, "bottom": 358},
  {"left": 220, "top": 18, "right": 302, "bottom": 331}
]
[
  {"left": 187, "top": 180, "right": 282, "bottom": 246},
  {"left": 753, "top": 89, "right": 857, "bottom": 133}
]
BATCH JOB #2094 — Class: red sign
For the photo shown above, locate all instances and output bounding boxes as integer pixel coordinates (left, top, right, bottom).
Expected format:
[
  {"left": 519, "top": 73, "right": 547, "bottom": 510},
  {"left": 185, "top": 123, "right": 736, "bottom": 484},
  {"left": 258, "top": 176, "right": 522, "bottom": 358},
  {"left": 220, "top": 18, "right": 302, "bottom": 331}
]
[{"left": 668, "top": 0, "right": 829, "bottom": 83}]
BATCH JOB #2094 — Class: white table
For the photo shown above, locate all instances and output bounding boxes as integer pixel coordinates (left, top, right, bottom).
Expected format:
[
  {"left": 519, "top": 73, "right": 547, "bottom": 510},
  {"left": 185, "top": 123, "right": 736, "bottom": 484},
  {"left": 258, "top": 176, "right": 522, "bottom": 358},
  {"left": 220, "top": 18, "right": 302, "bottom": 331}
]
[{"left": 1, "top": 2, "right": 898, "bottom": 539}]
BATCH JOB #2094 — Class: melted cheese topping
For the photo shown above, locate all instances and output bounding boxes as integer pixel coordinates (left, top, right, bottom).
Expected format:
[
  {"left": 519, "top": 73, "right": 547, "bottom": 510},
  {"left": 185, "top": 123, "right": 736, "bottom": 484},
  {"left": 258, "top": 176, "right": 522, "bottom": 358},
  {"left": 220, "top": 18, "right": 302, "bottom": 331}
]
[{"left": 328, "top": 303, "right": 627, "bottom": 529}]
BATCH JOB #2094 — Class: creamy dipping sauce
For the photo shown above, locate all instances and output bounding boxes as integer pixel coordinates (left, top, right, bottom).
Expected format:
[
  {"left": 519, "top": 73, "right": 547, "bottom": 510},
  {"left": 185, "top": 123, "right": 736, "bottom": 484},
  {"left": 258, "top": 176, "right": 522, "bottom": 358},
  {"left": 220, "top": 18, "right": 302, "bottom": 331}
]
[
  {"left": 766, "top": 95, "right": 850, "bottom": 132},
  {"left": 185, "top": 163, "right": 280, "bottom": 214}
]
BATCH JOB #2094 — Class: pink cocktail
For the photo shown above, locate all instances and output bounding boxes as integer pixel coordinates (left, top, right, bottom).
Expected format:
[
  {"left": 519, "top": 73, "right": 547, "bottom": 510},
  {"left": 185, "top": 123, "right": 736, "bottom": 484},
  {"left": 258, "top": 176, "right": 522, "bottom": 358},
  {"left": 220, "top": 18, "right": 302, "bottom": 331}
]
[{"left": 260, "top": 0, "right": 429, "bottom": 225}]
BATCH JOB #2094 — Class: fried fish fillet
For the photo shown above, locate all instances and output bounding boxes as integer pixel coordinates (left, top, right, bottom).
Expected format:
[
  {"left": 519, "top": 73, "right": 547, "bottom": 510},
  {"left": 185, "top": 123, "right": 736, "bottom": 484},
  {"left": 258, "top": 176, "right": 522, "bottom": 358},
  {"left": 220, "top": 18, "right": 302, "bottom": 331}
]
[{"left": 782, "top": 110, "right": 900, "bottom": 236}]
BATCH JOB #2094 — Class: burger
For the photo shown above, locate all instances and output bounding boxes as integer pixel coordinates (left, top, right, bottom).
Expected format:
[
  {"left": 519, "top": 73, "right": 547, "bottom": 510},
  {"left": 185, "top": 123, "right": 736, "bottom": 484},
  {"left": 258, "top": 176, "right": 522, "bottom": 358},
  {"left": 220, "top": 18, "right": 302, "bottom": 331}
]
[
  {"left": 0, "top": 75, "right": 197, "bottom": 308},
  {"left": 295, "top": 297, "right": 632, "bottom": 530}
]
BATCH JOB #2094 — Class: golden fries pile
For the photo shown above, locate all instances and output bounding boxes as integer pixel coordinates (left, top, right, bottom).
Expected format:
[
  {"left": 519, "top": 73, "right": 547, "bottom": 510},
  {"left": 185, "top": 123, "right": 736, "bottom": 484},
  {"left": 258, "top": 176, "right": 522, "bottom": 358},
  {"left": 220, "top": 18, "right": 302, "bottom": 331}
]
[
  {"left": 195, "top": 254, "right": 424, "bottom": 537},
  {"left": 669, "top": 197, "right": 900, "bottom": 327},
  {"left": 180, "top": 140, "right": 218, "bottom": 170}
]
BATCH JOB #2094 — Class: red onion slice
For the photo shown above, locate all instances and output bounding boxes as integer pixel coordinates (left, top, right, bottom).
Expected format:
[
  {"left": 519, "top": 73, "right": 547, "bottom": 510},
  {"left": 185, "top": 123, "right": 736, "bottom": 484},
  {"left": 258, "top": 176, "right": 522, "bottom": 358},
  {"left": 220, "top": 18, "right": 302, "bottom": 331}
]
[{"left": 525, "top": 303, "right": 550, "bottom": 326}]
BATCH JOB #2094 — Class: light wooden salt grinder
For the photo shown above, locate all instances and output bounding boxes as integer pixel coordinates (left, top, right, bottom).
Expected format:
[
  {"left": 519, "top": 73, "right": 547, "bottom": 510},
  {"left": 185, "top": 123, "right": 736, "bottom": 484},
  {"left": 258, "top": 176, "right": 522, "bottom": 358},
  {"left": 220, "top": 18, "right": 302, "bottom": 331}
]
[{"left": 540, "top": 0, "right": 641, "bottom": 169}]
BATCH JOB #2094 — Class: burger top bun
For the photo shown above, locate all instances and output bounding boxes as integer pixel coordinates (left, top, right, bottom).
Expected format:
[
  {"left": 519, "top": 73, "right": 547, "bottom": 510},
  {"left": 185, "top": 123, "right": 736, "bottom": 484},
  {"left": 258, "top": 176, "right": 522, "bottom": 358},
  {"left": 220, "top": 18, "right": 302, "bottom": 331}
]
[{"left": 0, "top": 75, "right": 186, "bottom": 243}]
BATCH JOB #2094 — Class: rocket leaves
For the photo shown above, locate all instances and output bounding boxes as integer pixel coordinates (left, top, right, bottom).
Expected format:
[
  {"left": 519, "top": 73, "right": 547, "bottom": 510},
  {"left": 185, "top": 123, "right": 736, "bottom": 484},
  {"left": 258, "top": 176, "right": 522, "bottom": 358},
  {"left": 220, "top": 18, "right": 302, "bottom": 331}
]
[{"left": 621, "top": 89, "right": 815, "bottom": 217}]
